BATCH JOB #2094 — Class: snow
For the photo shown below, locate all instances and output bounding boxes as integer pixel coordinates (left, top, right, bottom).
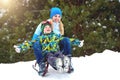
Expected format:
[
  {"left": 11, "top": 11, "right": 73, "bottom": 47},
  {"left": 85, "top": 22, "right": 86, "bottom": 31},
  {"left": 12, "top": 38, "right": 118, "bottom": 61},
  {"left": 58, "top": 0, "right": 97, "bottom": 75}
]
[{"left": 0, "top": 49, "right": 120, "bottom": 80}]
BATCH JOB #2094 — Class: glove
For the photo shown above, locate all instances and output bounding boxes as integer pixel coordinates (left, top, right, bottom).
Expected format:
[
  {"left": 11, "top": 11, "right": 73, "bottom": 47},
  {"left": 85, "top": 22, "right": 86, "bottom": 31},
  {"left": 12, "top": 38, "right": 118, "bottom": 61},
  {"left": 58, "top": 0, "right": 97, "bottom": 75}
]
[
  {"left": 78, "top": 40, "right": 84, "bottom": 47},
  {"left": 13, "top": 45, "right": 21, "bottom": 53}
]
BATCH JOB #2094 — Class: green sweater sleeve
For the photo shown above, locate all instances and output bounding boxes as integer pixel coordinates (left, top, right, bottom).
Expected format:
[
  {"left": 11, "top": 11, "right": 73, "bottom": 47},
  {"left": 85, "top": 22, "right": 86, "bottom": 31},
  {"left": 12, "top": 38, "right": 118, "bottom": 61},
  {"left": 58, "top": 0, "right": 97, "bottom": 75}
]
[
  {"left": 18, "top": 40, "right": 34, "bottom": 52},
  {"left": 70, "top": 38, "right": 81, "bottom": 46}
]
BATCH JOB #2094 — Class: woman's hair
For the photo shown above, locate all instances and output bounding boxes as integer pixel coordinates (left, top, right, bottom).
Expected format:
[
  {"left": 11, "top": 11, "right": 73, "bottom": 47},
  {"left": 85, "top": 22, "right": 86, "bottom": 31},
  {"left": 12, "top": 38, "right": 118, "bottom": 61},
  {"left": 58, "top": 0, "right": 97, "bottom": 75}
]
[
  {"left": 59, "top": 21, "right": 64, "bottom": 35},
  {"left": 50, "top": 19, "right": 64, "bottom": 35}
]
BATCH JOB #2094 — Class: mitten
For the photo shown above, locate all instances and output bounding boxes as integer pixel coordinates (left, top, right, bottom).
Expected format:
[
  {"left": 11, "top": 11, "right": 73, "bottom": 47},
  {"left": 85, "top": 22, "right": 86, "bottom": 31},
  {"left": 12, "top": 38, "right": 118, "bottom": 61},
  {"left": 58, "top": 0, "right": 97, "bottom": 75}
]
[
  {"left": 13, "top": 45, "right": 21, "bottom": 53},
  {"left": 78, "top": 40, "right": 84, "bottom": 47}
]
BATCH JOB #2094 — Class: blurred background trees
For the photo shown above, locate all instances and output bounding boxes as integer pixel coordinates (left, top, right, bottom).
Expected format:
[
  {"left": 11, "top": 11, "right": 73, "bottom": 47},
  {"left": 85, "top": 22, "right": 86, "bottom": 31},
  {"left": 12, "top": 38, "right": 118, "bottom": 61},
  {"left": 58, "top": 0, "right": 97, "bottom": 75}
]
[{"left": 0, "top": 0, "right": 120, "bottom": 63}]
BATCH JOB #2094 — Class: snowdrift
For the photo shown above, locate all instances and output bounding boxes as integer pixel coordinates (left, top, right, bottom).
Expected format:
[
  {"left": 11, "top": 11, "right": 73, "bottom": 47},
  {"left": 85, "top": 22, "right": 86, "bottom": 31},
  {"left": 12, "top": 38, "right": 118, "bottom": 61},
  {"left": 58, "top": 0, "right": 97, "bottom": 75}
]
[{"left": 0, "top": 50, "right": 120, "bottom": 80}]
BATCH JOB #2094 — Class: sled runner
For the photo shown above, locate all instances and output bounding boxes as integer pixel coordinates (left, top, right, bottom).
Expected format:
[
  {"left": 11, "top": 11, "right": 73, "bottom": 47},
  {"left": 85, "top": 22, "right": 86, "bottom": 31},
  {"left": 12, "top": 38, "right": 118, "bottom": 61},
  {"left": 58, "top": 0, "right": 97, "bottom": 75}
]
[{"left": 32, "top": 61, "right": 49, "bottom": 76}]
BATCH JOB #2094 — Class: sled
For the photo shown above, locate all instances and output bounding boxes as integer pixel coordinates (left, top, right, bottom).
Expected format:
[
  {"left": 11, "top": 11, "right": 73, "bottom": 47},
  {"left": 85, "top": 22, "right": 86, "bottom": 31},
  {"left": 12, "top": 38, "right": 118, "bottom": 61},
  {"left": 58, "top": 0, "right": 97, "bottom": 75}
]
[{"left": 32, "top": 61, "right": 49, "bottom": 76}]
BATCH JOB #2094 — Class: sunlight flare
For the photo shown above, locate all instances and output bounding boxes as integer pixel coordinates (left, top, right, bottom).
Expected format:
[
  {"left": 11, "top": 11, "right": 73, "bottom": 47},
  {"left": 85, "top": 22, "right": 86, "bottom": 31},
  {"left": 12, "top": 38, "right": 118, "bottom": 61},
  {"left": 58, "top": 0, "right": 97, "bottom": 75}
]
[{"left": 1, "top": 0, "right": 10, "bottom": 5}]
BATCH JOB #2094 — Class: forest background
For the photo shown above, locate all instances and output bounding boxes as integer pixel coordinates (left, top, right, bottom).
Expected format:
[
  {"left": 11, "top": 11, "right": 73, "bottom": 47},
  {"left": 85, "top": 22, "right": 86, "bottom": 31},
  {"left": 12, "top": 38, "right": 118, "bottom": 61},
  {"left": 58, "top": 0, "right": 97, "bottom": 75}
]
[{"left": 0, "top": 0, "right": 120, "bottom": 63}]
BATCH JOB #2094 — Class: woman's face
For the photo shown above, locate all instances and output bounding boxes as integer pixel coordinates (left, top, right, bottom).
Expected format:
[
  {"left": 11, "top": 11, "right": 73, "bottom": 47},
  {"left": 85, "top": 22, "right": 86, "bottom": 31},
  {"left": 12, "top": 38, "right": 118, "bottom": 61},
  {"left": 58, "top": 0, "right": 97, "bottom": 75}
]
[
  {"left": 52, "top": 14, "right": 61, "bottom": 22},
  {"left": 43, "top": 25, "right": 52, "bottom": 34}
]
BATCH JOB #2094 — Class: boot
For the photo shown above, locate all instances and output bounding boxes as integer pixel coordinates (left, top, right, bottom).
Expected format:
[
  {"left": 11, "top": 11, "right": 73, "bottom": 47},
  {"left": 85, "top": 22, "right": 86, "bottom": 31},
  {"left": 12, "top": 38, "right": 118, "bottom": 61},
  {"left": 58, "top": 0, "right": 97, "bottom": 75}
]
[
  {"left": 63, "top": 56, "right": 70, "bottom": 72},
  {"left": 55, "top": 58, "right": 63, "bottom": 72},
  {"left": 38, "top": 62, "right": 46, "bottom": 76},
  {"left": 67, "top": 64, "right": 74, "bottom": 73},
  {"left": 63, "top": 55, "right": 74, "bottom": 73},
  {"left": 67, "top": 57, "right": 74, "bottom": 73}
]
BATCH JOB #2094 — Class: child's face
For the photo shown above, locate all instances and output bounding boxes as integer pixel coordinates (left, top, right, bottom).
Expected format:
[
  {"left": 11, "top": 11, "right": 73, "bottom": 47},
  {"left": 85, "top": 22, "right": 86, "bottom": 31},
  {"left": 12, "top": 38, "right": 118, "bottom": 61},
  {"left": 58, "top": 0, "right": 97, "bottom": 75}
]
[
  {"left": 43, "top": 25, "right": 52, "bottom": 34},
  {"left": 52, "top": 14, "right": 61, "bottom": 22}
]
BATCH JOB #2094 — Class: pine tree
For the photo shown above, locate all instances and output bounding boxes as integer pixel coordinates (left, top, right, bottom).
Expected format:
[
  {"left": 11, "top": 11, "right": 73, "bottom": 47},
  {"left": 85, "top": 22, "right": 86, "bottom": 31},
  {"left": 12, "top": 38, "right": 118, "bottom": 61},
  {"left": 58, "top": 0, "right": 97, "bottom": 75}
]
[{"left": 0, "top": 0, "right": 120, "bottom": 63}]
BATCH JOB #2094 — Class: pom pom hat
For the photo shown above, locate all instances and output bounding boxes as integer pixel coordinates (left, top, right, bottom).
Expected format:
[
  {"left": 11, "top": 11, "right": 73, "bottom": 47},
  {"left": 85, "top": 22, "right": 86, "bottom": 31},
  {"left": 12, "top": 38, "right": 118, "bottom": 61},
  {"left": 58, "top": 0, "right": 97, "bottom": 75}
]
[{"left": 50, "top": 7, "right": 62, "bottom": 18}]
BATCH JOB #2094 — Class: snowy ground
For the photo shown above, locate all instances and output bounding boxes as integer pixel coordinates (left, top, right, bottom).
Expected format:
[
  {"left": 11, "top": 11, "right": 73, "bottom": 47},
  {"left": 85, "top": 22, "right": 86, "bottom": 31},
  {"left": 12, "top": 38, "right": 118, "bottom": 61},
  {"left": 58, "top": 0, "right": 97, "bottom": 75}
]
[{"left": 0, "top": 49, "right": 120, "bottom": 80}]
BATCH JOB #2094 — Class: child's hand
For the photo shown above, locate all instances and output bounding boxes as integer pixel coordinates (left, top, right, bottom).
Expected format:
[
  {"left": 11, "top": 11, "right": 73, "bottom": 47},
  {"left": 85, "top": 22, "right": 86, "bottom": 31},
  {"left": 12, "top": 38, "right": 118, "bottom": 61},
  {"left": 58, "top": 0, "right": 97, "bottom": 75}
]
[
  {"left": 78, "top": 40, "right": 84, "bottom": 47},
  {"left": 13, "top": 45, "right": 21, "bottom": 53}
]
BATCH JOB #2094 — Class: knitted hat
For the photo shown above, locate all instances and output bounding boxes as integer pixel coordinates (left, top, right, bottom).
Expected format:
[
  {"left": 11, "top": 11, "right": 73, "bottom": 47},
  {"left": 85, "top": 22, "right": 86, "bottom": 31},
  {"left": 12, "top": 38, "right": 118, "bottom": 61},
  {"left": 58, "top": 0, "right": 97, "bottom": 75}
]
[
  {"left": 50, "top": 7, "right": 62, "bottom": 18},
  {"left": 41, "top": 21, "right": 52, "bottom": 33}
]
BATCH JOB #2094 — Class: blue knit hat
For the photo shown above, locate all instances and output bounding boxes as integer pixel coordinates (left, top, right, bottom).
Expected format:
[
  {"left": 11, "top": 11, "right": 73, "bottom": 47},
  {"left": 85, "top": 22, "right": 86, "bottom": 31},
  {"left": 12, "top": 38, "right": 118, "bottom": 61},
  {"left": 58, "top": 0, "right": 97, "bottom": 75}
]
[{"left": 50, "top": 7, "right": 62, "bottom": 18}]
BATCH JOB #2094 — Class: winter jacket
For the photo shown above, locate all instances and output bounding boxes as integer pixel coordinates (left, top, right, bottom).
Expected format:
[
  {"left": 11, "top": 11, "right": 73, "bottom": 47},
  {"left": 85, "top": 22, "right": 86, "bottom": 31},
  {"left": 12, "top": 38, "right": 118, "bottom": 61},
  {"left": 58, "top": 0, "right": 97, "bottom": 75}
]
[{"left": 19, "top": 32, "right": 80, "bottom": 55}]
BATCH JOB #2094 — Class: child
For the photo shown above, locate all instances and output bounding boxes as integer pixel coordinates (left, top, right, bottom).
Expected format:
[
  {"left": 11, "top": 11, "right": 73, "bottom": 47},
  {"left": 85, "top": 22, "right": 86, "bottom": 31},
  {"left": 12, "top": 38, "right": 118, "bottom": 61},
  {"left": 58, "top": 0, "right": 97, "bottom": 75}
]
[{"left": 14, "top": 21, "right": 84, "bottom": 76}]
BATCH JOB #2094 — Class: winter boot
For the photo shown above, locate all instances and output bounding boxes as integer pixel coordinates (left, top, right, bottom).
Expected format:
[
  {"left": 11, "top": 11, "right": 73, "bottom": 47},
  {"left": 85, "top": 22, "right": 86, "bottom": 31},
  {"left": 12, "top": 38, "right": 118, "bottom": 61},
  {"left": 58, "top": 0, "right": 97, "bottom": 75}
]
[
  {"left": 67, "top": 58, "right": 74, "bottom": 73},
  {"left": 38, "top": 62, "right": 46, "bottom": 76},
  {"left": 63, "top": 55, "right": 74, "bottom": 73},
  {"left": 67, "top": 64, "right": 74, "bottom": 73},
  {"left": 55, "top": 58, "right": 63, "bottom": 72},
  {"left": 63, "top": 56, "right": 70, "bottom": 72}
]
